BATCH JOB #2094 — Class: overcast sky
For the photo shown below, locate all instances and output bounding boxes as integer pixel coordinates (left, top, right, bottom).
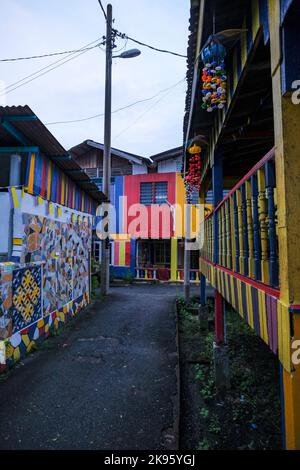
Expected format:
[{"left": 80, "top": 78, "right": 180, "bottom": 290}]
[{"left": 0, "top": 0, "right": 189, "bottom": 157}]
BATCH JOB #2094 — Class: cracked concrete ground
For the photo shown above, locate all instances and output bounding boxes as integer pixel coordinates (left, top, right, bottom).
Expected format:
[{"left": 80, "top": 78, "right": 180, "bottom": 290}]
[{"left": 0, "top": 283, "right": 199, "bottom": 450}]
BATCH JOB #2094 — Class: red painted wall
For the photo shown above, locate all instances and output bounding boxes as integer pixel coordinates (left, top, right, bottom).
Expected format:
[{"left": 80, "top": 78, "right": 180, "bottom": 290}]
[{"left": 124, "top": 173, "right": 176, "bottom": 239}]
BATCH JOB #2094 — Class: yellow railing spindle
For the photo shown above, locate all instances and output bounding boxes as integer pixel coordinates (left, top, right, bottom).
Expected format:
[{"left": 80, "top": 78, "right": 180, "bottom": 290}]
[
  {"left": 246, "top": 180, "right": 255, "bottom": 278},
  {"left": 257, "top": 168, "right": 270, "bottom": 284}
]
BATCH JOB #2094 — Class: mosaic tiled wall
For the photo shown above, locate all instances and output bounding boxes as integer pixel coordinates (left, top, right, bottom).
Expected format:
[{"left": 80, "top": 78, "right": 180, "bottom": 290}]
[
  {"left": 5, "top": 292, "right": 89, "bottom": 366},
  {"left": 21, "top": 213, "right": 91, "bottom": 316},
  {"left": 0, "top": 211, "right": 92, "bottom": 368}
]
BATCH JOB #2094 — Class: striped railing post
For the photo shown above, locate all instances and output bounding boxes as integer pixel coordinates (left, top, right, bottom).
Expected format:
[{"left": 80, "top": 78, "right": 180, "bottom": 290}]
[
  {"left": 230, "top": 196, "right": 236, "bottom": 271},
  {"left": 257, "top": 168, "right": 269, "bottom": 285},
  {"left": 245, "top": 180, "right": 254, "bottom": 278},
  {"left": 265, "top": 160, "right": 278, "bottom": 287},
  {"left": 241, "top": 184, "right": 249, "bottom": 277},
  {"left": 236, "top": 189, "right": 244, "bottom": 275},
  {"left": 233, "top": 192, "right": 240, "bottom": 273},
  {"left": 226, "top": 198, "right": 232, "bottom": 269},
  {"left": 251, "top": 174, "right": 261, "bottom": 281},
  {"left": 221, "top": 204, "right": 226, "bottom": 267}
]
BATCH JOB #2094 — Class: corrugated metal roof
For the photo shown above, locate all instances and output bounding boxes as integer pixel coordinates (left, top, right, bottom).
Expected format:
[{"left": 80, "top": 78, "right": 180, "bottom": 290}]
[
  {"left": 69, "top": 140, "right": 149, "bottom": 166},
  {"left": 150, "top": 146, "right": 183, "bottom": 163},
  {"left": 0, "top": 105, "right": 105, "bottom": 203},
  {"left": 0, "top": 105, "right": 66, "bottom": 155}
]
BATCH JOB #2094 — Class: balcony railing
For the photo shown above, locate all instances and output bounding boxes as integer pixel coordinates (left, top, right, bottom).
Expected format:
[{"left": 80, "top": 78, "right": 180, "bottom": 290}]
[
  {"left": 201, "top": 148, "right": 279, "bottom": 288},
  {"left": 135, "top": 267, "right": 200, "bottom": 282}
]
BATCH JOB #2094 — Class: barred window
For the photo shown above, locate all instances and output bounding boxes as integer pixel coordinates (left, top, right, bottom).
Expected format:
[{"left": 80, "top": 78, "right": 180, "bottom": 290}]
[
  {"left": 154, "top": 182, "right": 168, "bottom": 204},
  {"left": 140, "top": 182, "right": 153, "bottom": 205},
  {"left": 140, "top": 181, "right": 168, "bottom": 205}
]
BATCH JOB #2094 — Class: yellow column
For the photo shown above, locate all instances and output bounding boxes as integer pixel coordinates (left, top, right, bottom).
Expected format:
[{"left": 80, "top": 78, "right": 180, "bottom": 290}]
[
  {"left": 170, "top": 237, "right": 178, "bottom": 282},
  {"left": 269, "top": 0, "right": 300, "bottom": 449},
  {"left": 119, "top": 241, "right": 125, "bottom": 266}
]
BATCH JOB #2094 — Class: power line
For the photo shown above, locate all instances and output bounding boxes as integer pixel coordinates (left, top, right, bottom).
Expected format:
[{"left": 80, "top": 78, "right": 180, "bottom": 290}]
[
  {"left": 0, "top": 43, "right": 105, "bottom": 62},
  {"left": 113, "top": 78, "right": 186, "bottom": 140},
  {"left": 0, "top": 38, "right": 104, "bottom": 97},
  {"left": 1, "top": 38, "right": 102, "bottom": 93},
  {"left": 114, "top": 30, "right": 187, "bottom": 58},
  {"left": 45, "top": 78, "right": 186, "bottom": 125},
  {"left": 98, "top": 0, "right": 107, "bottom": 20}
]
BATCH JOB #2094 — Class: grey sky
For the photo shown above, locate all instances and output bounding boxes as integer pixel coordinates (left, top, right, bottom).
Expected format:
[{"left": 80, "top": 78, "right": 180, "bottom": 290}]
[{"left": 0, "top": 0, "right": 189, "bottom": 157}]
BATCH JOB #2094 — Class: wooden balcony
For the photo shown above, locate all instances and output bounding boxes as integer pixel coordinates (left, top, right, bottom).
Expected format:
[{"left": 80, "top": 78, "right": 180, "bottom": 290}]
[{"left": 199, "top": 148, "right": 289, "bottom": 365}]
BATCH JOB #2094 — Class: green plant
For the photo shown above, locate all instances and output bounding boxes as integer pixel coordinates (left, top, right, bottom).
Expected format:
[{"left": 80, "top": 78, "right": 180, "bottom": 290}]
[
  {"left": 91, "top": 257, "right": 101, "bottom": 274},
  {"left": 198, "top": 438, "right": 211, "bottom": 450},
  {"left": 123, "top": 270, "right": 134, "bottom": 283},
  {"left": 208, "top": 414, "right": 221, "bottom": 435},
  {"left": 200, "top": 407, "right": 210, "bottom": 419},
  {"left": 91, "top": 276, "right": 100, "bottom": 291}
]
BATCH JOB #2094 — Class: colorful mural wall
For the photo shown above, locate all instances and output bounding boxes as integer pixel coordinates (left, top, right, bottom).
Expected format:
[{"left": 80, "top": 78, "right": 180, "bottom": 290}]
[
  {"left": 26, "top": 152, "right": 95, "bottom": 213},
  {"left": 0, "top": 189, "right": 93, "bottom": 369}
]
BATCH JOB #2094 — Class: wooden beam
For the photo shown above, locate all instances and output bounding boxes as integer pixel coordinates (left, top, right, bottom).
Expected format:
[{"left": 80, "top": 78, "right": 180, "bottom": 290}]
[{"left": 269, "top": 0, "right": 300, "bottom": 450}]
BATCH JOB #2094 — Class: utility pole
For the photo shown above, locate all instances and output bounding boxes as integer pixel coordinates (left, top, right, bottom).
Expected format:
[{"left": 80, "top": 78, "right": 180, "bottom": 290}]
[
  {"left": 184, "top": 202, "right": 191, "bottom": 302},
  {"left": 101, "top": 3, "right": 113, "bottom": 296}
]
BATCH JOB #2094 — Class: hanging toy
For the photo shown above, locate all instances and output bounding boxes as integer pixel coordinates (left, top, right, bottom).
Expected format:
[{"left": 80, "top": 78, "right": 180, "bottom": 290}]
[{"left": 200, "top": 36, "right": 227, "bottom": 113}]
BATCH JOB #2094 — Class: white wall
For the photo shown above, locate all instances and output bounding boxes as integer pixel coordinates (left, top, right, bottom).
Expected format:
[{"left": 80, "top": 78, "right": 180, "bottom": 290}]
[{"left": 0, "top": 193, "right": 11, "bottom": 254}]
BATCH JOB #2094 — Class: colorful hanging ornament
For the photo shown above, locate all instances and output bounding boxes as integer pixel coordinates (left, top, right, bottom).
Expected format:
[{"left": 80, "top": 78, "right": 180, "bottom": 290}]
[
  {"left": 184, "top": 144, "right": 202, "bottom": 201},
  {"left": 200, "top": 36, "right": 227, "bottom": 113}
]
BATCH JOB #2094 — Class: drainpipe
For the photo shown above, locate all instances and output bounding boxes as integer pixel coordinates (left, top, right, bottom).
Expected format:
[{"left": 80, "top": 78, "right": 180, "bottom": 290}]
[{"left": 8, "top": 154, "right": 21, "bottom": 260}]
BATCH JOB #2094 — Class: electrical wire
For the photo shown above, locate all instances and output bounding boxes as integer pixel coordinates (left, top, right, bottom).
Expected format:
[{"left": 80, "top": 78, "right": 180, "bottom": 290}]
[
  {"left": 113, "top": 77, "right": 186, "bottom": 140},
  {"left": 45, "top": 78, "right": 185, "bottom": 125},
  {"left": 0, "top": 38, "right": 104, "bottom": 97},
  {"left": 114, "top": 30, "right": 187, "bottom": 58},
  {"left": 0, "top": 44, "right": 104, "bottom": 62},
  {"left": 1, "top": 38, "right": 102, "bottom": 93},
  {"left": 98, "top": 0, "right": 107, "bottom": 20}
]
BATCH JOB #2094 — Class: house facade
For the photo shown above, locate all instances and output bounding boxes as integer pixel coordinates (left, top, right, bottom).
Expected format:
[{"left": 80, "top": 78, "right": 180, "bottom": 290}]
[
  {"left": 0, "top": 106, "right": 103, "bottom": 368},
  {"left": 70, "top": 143, "right": 201, "bottom": 282}
]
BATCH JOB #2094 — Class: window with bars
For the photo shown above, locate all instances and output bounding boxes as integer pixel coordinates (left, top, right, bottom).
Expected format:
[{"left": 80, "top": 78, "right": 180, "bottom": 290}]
[
  {"left": 140, "top": 182, "right": 153, "bottom": 205},
  {"left": 154, "top": 182, "right": 168, "bottom": 204},
  {"left": 140, "top": 181, "right": 168, "bottom": 205},
  {"left": 154, "top": 241, "right": 171, "bottom": 265}
]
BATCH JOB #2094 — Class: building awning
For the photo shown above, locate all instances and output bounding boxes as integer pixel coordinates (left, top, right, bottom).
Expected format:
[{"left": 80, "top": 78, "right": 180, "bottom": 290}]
[{"left": 0, "top": 105, "right": 105, "bottom": 204}]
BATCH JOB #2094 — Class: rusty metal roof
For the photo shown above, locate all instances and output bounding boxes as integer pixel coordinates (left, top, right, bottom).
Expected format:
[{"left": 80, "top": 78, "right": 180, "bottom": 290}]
[{"left": 0, "top": 105, "right": 105, "bottom": 203}]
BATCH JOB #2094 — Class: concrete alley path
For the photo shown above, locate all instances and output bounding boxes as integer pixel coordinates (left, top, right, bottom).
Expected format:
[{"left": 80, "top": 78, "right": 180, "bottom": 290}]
[{"left": 0, "top": 283, "right": 197, "bottom": 450}]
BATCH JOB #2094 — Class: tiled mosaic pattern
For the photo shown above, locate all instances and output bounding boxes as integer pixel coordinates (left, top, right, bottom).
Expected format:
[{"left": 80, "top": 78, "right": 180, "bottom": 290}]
[
  {"left": 21, "top": 213, "right": 91, "bottom": 316},
  {"left": 5, "top": 293, "right": 89, "bottom": 366},
  {"left": 0, "top": 211, "right": 92, "bottom": 367},
  {"left": 0, "top": 265, "right": 13, "bottom": 340},
  {"left": 11, "top": 266, "right": 42, "bottom": 334}
]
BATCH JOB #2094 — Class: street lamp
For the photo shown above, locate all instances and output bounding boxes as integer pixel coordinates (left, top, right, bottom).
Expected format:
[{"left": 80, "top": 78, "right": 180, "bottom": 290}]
[
  {"left": 101, "top": 4, "right": 141, "bottom": 296},
  {"left": 113, "top": 48, "right": 141, "bottom": 59}
]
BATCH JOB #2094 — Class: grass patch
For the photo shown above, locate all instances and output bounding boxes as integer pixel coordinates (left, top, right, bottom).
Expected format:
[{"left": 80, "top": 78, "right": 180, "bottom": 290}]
[{"left": 177, "top": 297, "right": 282, "bottom": 450}]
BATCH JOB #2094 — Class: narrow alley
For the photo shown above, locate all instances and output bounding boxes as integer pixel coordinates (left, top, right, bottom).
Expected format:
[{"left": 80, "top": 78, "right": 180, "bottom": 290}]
[{"left": 0, "top": 284, "right": 191, "bottom": 450}]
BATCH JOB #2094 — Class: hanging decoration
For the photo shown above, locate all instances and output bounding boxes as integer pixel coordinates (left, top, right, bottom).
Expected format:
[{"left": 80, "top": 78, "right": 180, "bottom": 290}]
[
  {"left": 184, "top": 144, "right": 202, "bottom": 201},
  {"left": 201, "top": 36, "right": 227, "bottom": 113}
]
